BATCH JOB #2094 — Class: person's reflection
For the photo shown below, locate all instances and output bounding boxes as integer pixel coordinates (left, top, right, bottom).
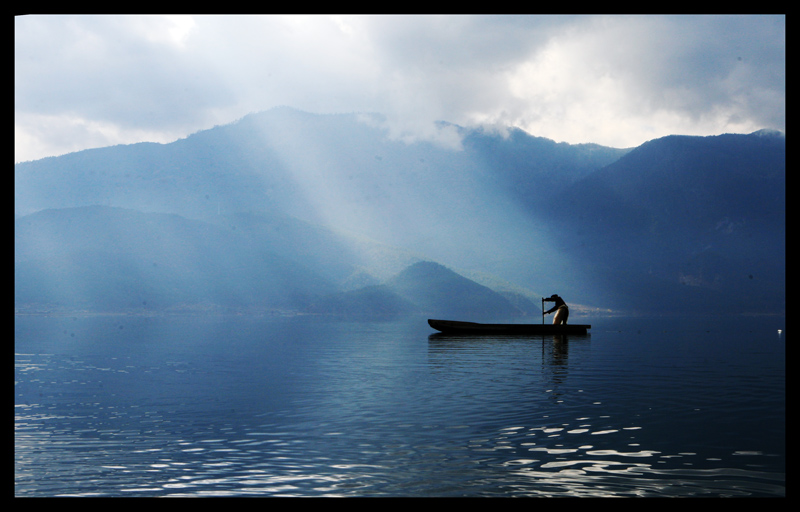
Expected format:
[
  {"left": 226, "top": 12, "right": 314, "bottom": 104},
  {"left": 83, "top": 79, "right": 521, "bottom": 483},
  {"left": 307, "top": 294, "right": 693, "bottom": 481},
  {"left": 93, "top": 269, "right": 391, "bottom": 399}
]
[{"left": 542, "top": 334, "right": 569, "bottom": 399}]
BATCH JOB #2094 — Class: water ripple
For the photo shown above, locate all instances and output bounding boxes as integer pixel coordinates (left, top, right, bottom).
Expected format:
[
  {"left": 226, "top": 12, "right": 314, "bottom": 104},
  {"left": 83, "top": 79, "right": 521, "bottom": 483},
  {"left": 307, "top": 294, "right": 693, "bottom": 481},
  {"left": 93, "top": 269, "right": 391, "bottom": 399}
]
[{"left": 15, "top": 316, "right": 784, "bottom": 496}]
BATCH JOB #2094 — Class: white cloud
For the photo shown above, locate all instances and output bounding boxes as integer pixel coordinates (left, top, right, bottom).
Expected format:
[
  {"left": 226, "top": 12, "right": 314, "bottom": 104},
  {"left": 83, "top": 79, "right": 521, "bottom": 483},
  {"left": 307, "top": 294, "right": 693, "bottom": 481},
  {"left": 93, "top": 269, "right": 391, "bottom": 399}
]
[
  {"left": 14, "top": 112, "right": 187, "bottom": 162},
  {"left": 15, "top": 14, "right": 785, "bottom": 162},
  {"left": 470, "top": 15, "right": 785, "bottom": 147}
]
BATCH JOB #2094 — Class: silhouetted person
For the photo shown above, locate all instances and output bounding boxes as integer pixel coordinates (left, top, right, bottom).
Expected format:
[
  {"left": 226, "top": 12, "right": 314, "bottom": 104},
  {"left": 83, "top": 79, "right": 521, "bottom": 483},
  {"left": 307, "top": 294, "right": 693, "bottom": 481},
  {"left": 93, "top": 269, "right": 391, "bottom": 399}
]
[{"left": 543, "top": 294, "right": 569, "bottom": 325}]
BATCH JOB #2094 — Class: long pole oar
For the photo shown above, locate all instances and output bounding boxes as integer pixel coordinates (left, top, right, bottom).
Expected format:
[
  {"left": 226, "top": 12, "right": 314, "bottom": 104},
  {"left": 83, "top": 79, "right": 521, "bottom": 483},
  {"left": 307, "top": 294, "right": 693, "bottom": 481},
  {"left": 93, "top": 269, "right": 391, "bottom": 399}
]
[{"left": 541, "top": 297, "right": 545, "bottom": 325}]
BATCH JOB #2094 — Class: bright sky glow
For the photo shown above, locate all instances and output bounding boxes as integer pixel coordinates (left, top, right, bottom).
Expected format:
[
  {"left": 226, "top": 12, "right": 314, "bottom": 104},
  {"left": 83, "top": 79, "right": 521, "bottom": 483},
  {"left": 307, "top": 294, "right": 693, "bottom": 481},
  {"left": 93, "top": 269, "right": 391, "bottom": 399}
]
[{"left": 15, "top": 14, "right": 785, "bottom": 163}]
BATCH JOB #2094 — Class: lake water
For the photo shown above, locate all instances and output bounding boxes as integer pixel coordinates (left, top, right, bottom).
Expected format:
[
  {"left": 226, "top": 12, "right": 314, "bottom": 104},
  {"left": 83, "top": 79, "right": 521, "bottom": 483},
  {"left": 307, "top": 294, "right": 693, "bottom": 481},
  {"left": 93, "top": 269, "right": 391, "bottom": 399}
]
[{"left": 15, "top": 314, "right": 785, "bottom": 497}]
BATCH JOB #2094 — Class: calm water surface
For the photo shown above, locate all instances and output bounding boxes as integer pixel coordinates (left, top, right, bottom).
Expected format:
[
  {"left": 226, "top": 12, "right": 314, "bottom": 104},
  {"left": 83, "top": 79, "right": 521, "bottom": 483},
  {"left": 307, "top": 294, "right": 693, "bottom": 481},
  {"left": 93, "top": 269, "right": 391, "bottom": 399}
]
[{"left": 15, "top": 314, "right": 785, "bottom": 497}]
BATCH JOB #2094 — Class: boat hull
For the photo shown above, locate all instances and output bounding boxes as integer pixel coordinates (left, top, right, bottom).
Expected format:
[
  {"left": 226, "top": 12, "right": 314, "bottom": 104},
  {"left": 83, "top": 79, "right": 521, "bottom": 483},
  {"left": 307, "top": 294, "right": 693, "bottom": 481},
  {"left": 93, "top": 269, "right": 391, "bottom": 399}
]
[{"left": 428, "top": 319, "right": 590, "bottom": 335}]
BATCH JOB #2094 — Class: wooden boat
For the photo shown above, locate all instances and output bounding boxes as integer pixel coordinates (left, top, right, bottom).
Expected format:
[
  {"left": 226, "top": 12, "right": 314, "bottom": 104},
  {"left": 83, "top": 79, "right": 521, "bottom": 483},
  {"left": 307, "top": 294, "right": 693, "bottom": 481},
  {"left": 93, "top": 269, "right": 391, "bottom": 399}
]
[{"left": 428, "top": 319, "right": 590, "bottom": 335}]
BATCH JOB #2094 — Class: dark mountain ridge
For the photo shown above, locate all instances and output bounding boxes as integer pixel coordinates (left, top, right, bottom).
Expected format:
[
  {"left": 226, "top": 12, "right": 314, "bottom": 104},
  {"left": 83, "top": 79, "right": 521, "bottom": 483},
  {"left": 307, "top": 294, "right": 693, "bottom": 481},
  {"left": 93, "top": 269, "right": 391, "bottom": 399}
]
[
  {"left": 460, "top": 124, "right": 630, "bottom": 214},
  {"left": 387, "top": 261, "right": 523, "bottom": 320},
  {"left": 546, "top": 131, "right": 785, "bottom": 313},
  {"left": 14, "top": 108, "right": 629, "bottom": 227},
  {"left": 557, "top": 133, "right": 784, "bottom": 235}
]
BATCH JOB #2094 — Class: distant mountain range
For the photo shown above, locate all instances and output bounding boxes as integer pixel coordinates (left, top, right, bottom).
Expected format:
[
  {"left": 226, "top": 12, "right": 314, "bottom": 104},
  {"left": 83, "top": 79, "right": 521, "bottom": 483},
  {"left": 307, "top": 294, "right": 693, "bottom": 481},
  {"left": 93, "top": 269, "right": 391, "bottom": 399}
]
[
  {"left": 15, "top": 107, "right": 784, "bottom": 316},
  {"left": 14, "top": 206, "right": 522, "bottom": 319}
]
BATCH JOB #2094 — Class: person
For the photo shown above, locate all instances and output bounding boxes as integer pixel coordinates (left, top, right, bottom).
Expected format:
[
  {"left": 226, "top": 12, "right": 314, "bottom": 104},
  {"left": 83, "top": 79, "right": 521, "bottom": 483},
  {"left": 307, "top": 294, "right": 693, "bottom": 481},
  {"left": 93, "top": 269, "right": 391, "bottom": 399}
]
[{"left": 543, "top": 294, "right": 569, "bottom": 325}]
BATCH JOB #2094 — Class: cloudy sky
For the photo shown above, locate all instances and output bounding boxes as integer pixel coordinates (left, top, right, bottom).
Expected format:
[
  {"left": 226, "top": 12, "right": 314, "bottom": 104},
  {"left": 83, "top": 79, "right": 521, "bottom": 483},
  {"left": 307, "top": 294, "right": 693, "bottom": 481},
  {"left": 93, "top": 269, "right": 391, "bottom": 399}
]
[{"left": 15, "top": 14, "right": 785, "bottom": 163}]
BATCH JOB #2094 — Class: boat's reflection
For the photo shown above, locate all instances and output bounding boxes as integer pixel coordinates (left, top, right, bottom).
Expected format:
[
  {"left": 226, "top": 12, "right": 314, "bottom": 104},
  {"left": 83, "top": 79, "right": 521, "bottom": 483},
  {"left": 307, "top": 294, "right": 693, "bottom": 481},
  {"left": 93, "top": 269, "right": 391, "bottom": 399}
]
[{"left": 427, "top": 332, "right": 590, "bottom": 397}]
